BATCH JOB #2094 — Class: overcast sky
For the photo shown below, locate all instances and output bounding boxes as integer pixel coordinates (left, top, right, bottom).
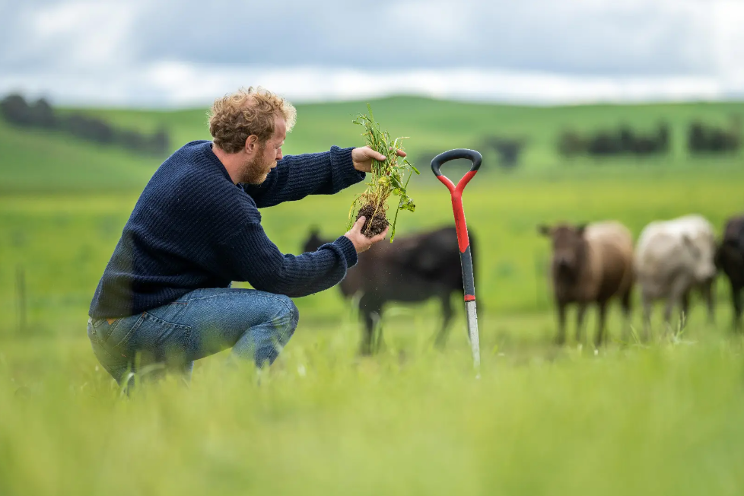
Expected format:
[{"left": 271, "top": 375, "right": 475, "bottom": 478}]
[{"left": 1, "top": 0, "right": 743, "bottom": 107}]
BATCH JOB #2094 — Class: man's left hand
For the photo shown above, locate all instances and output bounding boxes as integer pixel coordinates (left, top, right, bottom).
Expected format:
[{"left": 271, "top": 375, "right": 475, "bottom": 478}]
[{"left": 352, "top": 146, "right": 407, "bottom": 173}]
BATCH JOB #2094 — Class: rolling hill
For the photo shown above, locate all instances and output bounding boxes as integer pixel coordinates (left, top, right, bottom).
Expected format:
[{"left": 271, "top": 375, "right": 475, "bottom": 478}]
[{"left": 1, "top": 96, "right": 742, "bottom": 193}]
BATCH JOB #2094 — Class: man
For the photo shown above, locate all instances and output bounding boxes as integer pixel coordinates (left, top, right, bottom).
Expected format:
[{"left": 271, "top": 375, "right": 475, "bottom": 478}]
[{"left": 87, "top": 87, "right": 399, "bottom": 385}]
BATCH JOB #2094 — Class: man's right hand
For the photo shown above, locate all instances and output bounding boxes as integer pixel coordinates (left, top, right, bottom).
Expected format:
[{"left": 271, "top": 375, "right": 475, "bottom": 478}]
[{"left": 344, "top": 216, "right": 389, "bottom": 253}]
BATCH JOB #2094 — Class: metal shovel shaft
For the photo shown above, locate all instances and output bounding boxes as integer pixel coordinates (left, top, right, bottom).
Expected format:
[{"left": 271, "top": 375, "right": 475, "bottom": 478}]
[{"left": 466, "top": 301, "right": 480, "bottom": 368}]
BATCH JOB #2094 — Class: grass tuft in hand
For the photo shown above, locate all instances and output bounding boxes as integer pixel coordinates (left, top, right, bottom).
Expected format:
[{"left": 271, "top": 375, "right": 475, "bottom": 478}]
[{"left": 349, "top": 104, "right": 419, "bottom": 242}]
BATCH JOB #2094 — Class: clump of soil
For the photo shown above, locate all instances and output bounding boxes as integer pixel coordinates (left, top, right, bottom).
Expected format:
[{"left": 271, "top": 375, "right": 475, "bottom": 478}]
[{"left": 356, "top": 202, "right": 389, "bottom": 237}]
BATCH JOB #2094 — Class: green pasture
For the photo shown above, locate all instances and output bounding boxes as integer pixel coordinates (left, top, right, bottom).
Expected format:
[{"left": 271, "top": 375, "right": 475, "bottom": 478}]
[{"left": 1, "top": 97, "right": 744, "bottom": 495}]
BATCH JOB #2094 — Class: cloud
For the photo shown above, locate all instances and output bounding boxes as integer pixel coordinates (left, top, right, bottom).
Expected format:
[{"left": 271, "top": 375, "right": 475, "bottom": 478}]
[
  {"left": 0, "top": 0, "right": 742, "bottom": 105},
  {"left": 0, "top": 64, "right": 731, "bottom": 108},
  {"left": 3, "top": 1, "right": 141, "bottom": 71},
  {"left": 0, "top": 0, "right": 718, "bottom": 73}
]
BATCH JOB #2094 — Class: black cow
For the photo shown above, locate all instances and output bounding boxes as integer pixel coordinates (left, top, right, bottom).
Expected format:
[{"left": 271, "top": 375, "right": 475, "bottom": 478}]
[
  {"left": 715, "top": 215, "right": 744, "bottom": 331},
  {"left": 303, "top": 226, "right": 475, "bottom": 354}
]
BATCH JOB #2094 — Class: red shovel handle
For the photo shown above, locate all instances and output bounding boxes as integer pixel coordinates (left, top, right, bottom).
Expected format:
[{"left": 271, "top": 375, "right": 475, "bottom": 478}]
[
  {"left": 431, "top": 149, "right": 482, "bottom": 301},
  {"left": 430, "top": 148, "right": 482, "bottom": 178}
]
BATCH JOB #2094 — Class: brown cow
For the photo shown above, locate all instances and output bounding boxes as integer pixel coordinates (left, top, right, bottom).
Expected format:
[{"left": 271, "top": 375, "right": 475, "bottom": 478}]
[
  {"left": 715, "top": 215, "right": 744, "bottom": 331},
  {"left": 538, "top": 221, "right": 634, "bottom": 346},
  {"left": 303, "top": 225, "right": 473, "bottom": 354}
]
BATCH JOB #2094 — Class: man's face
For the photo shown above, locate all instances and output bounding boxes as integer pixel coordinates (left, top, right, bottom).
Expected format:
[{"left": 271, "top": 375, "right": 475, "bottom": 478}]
[{"left": 243, "top": 116, "right": 286, "bottom": 184}]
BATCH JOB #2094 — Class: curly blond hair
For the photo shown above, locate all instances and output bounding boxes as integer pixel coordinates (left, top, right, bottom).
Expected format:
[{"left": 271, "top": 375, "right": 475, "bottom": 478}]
[{"left": 208, "top": 87, "right": 297, "bottom": 153}]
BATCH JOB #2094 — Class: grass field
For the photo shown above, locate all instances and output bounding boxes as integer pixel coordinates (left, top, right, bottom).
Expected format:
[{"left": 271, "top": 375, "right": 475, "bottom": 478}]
[{"left": 1, "top": 96, "right": 744, "bottom": 495}]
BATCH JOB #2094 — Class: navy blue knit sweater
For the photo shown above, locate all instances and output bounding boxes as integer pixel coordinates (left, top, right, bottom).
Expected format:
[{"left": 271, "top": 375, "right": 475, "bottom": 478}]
[{"left": 89, "top": 140, "right": 364, "bottom": 319}]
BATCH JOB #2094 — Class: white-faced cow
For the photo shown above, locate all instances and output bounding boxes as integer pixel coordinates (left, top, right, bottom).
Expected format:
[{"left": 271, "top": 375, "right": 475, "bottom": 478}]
[
  {"left": 635, "top": 214, "right": 717, "bottom": 337},
  {"left": 538, "top": 221, "right": 634, "bottom": 347},
  {"left": 715, "top": 215, "right": 744, "bottom": 331},
  {"left": 303, "top": 225, "right": 474, "bottom": 354}
]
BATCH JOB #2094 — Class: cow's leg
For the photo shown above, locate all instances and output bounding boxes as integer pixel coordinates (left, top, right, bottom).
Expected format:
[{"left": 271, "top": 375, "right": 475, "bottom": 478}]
[
  {"left": 594, "top": 300, "right": 609, "bottom": 347},
  {"left": 620, "top": 288, "right": 632, "bottom": 343},
  {"left": 360, "top": 310, "right": 374, "bottom": 356},
  {"left": 732, "top": 282, "right": 743, "bottom": 333},
  {"left": 701, "top": 278, "right": 715, "bottom": 324},
  {"left": 556, "top": 301, "right": 567, "bottom": 345},
  {"left": 664, "top": 276, "right": 690, "bottom": 336},
  {"left": 642, "top": 290, "right": 653, "bottom": 342},
  {"left": 662, "top": 297, "right": 674, "bottom": 326},
  {"left": 680, "top": 290, "right": 690, "bottom": 333},
  {"left": 575, "top": 302, "right": 588, "bottom": 345},
  {"left": 434, "top": 293, "right": 454, "bottom": 349},
  {"left": 592, "top": 300, "right": 606, "bottom": 347},
  {"left": 373, "top": 312, "right": 385, "bottom": 353},
  {"left": 359, "top": 294, "right": 382, "bottom": 355}
]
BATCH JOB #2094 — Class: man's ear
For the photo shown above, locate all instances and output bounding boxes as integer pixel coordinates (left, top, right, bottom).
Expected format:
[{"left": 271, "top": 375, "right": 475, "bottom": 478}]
[
  {"left": 537, "top": 224, "right": 551, "bottom": 236},
  {"left": 244, "top": 135, "right": 259, "bottom": 154}
]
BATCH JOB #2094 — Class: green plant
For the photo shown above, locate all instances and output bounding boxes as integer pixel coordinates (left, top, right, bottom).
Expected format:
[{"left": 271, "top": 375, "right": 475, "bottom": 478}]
[{"left": 348, "top": 104, "right": 419, "bottom": 241}]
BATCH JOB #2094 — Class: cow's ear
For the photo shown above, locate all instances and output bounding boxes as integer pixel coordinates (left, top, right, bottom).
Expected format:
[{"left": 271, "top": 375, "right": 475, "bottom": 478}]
[
  {"left": 537, "top": 224, "right": 551, "bottom": 236},
  {"left": 576, "top": 223, "right": 587, "bottom": 236}
]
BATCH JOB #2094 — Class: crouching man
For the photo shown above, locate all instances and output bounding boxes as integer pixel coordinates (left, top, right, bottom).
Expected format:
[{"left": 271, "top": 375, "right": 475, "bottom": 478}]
[{"left": 87, "top": 87, "right": 398, "bottom": 385}]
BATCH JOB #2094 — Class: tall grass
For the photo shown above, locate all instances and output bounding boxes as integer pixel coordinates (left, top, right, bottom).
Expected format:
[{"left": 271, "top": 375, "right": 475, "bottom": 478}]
[{"left": 1, "top": 318, "right": 743, "bottom": 496}]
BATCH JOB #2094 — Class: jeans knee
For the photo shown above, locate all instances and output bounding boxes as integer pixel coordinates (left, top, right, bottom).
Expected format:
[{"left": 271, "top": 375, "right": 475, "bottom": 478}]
[{"left": 275, "top": 295, "right": 299, "bottom": 331}]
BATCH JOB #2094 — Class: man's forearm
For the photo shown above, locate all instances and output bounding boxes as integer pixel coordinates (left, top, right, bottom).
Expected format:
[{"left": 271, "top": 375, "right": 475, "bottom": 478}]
[
  {"left": 217, "top": 224, "right": 358, "bottom": 298},
  {"left": 242, "top": 146, "right": 364, "bottom": 207}
]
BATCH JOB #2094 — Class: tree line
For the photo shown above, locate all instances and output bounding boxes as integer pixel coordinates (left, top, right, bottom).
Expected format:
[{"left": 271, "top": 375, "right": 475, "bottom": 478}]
[
  {"left": 558, "top": 118, "right": 741, "bottom": 159},
  {"left": 0, "top": 94, "right": 171, "bottom": 157}
]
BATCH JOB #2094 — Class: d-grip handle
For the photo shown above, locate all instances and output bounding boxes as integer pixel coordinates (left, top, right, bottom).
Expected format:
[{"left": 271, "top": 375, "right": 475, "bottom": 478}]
[{"left": 430, "top": 149, "right": 482, "bottom": 178}]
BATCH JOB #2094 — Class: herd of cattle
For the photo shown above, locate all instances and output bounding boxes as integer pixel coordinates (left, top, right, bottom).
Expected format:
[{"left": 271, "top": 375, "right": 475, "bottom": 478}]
[
  {"left": 304, "top": 213, "right": 744, "bottom": 353},
  {"left": 539, "top": 214, "right": 743, "bottom": 347}
]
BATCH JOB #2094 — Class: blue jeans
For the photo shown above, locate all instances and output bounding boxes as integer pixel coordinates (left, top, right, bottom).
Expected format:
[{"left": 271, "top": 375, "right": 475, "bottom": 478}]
[{"left": 87, "top": 288, "right": 299, "bottom": 385}]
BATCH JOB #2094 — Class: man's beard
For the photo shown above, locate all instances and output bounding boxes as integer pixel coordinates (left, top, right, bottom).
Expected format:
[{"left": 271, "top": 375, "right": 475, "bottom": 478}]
[{"left": 242, "top": 146, "right": 274, "bottom": 184}]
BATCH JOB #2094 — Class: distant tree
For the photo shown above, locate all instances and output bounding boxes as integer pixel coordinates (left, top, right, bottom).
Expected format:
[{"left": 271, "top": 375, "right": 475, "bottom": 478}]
[
  {"left": 116, "top": 129, "right": 148, "bottom": 153},
  {"left": 586, "top": 130, "right": 623, "bottom": 156},
  {"left": 32, "top": 98, "right": 57, "bottom": 128},
  {"left": 481, "top": 136, "right": 526, "bottom": 169},
  {"left": 0, "top": 94, "right": 33, "bottom": 126},
  {"left": 148, "top": 126, "right": 171, "bottom": 155},
  {"left": 631, "top": 122, "right": 669, "bottom": 156},
  {"left": 558, "top": 122, "right": 670, "bottom": 160},
  {"left": 688, "top": 117, "right": 740, "bottom": 154},
  {"left": 61, "top": 114, "right": 115, "bottom": 144},
  {"left": 557, "top": 130, "right": 585, "bottom": 158},
  {"left": 618, "top": 125, "right": 635, "bottom": 153},
  {"left": 1, "top": 92, "right": 173, "bottom": 157}
]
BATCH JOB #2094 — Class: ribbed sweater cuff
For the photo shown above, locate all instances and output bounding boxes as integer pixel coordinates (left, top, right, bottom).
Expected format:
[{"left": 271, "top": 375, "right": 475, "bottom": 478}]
[
  {"left": 333, "top": 235, "right": 359, "bottom": 268},
  {"left": 337, "top": 147, "right": 366, "bottom": 184}
]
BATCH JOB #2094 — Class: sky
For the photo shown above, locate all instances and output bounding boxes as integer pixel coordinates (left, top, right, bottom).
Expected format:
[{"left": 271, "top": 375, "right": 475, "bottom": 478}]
[{"left": 1, "top": 0, "right": 743, "bottom": 107}]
